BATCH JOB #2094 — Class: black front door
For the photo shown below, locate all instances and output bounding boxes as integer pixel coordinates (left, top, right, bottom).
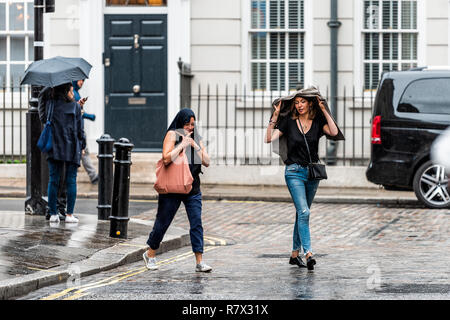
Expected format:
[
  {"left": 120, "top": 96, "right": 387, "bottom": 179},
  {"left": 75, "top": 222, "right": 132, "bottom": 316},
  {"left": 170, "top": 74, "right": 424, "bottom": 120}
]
[{"left": 104, "top": 14, "right": 167, "bottom": 151}]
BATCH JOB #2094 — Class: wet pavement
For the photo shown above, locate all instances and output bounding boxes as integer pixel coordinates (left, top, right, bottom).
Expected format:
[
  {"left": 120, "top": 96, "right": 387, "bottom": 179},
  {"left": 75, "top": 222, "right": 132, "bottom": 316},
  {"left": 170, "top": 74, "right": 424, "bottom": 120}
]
[
  {"left": 0, "top": 212, "right": 123, "bottom": 280},
  {"left": 0, "top": 198, "right": 157, "bottom": 217},
  {"left": 0, "top": 210, "right": 190, "bottom": 299},
  {"left": 0, "top": 178, "right": 446, "bottom": 300},
  {"left": 17, "top": 201, "right": 450, "bottom": 300}
]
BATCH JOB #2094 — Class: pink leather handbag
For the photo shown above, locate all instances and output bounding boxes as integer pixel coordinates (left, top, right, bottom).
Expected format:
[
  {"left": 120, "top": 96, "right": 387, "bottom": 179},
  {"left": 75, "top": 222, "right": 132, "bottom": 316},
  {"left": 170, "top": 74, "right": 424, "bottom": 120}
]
[{"left": 154, "top": 150, "right": 194, "bottom": 194}]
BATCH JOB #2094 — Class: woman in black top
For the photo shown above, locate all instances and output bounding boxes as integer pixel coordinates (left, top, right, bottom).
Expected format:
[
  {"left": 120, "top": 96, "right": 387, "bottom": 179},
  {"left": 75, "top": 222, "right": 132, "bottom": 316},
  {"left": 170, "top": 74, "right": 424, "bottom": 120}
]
[
  {"left": 143, "top": 109, "right": 213, "bottom": 272},
  {"left": 265, "top": 94, "right": 339, "bottom": 270}
]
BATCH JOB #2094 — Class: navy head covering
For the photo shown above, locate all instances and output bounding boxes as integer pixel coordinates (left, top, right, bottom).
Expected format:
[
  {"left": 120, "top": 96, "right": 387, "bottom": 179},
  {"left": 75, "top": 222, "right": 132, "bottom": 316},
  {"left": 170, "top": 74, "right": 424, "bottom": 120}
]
[
  {"left": 167, "top": 108, "right": 195, "bottom": 131},
  {"left": 167, "top": 108, "right": 202, "bottom": 145}
]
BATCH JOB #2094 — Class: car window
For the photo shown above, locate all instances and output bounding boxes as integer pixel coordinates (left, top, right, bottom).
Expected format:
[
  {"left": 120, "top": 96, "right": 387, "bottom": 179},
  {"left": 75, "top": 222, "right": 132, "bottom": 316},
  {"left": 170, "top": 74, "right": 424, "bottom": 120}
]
[{"left": 397, "top": 78, "right": 450, "bottom": 115}]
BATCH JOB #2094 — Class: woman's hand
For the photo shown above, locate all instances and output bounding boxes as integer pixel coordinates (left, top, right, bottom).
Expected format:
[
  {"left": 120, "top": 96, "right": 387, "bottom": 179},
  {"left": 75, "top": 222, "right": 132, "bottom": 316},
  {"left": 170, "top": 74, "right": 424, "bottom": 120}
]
[
  {"left": 180, "top": 132, "right": 194, "bottom": 149},
  {"left": 273, "top": 101, "right": 282, "bottom": 118},
  {"left": 317, "top": 97, "right": 327, "bottom": 113},
  {"left": 265, "top": 101, "right": 283, "bottom": 143}
]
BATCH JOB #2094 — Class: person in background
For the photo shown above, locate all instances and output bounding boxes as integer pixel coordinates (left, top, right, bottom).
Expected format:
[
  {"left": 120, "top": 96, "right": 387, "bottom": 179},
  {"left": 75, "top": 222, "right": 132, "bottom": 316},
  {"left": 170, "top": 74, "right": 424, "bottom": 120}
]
[
  {"left": 45, "top": 83, "right": 85, "bottom": 224},
  {"left": 72, "top": 80, "right": 99, "bottom": 185}
]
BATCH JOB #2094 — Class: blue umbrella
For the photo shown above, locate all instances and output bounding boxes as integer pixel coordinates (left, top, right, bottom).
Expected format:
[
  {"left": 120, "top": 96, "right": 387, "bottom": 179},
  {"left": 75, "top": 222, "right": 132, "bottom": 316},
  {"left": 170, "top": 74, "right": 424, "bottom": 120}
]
[{"left": 20, "top": 56, "right": 92, "bottom": 87}]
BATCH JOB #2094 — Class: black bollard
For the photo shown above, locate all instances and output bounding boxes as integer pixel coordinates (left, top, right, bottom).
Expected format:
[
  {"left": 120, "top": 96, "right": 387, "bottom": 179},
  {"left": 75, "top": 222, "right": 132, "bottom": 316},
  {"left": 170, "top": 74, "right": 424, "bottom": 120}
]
[
  {"left": 96, "top": 134, "right": 115, "bottom": 221},
  {"left": 109, "top": 138, "right": 134, "bottom": 239}
]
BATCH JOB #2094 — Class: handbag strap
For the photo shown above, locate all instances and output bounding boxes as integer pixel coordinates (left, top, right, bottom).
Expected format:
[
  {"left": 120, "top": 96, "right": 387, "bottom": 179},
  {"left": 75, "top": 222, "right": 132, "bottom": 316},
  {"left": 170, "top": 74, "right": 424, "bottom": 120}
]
[
  {"left": 46, "top": 100, "right": 55, "bottom": 123},
  {"left": 297, "top": 119, "right": 314, "bottom": 165}
]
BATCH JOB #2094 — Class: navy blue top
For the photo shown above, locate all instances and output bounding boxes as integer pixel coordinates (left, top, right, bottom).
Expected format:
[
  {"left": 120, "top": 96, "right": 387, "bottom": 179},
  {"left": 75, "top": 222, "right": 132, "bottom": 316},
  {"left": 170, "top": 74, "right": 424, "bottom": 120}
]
[{"left": 47, "top": 99, "right": 86, "bottom": 166}]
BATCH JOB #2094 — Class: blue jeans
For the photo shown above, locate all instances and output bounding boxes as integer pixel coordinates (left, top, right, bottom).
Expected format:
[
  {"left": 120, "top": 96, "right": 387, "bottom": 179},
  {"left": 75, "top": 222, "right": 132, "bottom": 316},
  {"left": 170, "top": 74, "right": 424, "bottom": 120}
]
[
  {"left": 48, "top": 159, "right": 78, "bottom": 215},
  {"left": 284, "top": 164, "right": 320, "bottom": 255},
  {"left": 147, "top": 192, "right": 204, "bottom": 253}
]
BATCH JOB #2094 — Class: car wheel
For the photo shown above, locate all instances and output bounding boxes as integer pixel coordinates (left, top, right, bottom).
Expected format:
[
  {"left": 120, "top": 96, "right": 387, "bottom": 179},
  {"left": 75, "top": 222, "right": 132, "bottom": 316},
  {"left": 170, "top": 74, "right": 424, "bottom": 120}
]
[{"left": 413, "top": 160, "right": 450, "bottom": 209}]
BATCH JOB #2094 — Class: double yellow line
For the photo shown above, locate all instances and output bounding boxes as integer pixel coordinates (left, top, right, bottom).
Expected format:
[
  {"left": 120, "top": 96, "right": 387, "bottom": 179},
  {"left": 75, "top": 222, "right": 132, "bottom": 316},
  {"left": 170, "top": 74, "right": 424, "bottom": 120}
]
[
  {"left": 204, "top": 236, "right": 227, "bottom": 246},
  {"left": 41, "top": 246, "right": 219, "bottom": 301}
]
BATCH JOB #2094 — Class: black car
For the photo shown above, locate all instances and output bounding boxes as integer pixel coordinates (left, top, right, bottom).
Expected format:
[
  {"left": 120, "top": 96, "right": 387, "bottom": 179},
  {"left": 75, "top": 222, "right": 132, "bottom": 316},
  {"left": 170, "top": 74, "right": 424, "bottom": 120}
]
[{"left": 366, "top": 68, "right": 450, "bottom": 208}]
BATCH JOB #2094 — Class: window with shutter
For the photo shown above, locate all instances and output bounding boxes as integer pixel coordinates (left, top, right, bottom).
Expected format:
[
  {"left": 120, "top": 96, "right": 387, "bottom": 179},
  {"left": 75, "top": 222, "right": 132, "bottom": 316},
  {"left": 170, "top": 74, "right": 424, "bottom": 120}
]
[
  {"left": 250, "top": 0, "right": 305, "bottom": 92},
  {"left": 362, "top": 0, "right": 418, "bottom": 90}
]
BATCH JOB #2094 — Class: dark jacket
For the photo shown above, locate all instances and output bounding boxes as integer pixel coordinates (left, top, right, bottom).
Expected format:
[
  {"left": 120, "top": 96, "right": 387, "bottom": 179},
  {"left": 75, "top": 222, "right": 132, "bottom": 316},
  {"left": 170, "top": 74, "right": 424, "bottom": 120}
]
[
  {"left": 271, "top": 86, "right": 345, "bottom": 163},
  {"left": 47, "top": 99, "right": 86, "bottom": 166}
]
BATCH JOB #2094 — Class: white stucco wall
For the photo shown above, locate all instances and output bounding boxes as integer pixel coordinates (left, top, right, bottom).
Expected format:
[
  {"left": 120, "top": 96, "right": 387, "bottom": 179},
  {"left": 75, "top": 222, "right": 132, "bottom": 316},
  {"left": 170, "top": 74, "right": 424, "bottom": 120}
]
[
  {"left": 426, "top": 0, "right": 449, "bottom": 66},
  {"left": 190, "top": 0, "right": 242, "bottom": 92},
  {"left": 37, "top": 0, "right": 449, "bottom": 158},
  {"left": 44, "top": 0, "right": 80, "bottom": 58}
]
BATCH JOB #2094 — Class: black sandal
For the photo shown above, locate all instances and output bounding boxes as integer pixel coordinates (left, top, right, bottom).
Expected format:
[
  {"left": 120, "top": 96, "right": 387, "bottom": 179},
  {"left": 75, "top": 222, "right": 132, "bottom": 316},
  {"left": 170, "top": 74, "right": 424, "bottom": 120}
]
[{"left": 289, "top": 256, "right": 307, "bottom": 268}]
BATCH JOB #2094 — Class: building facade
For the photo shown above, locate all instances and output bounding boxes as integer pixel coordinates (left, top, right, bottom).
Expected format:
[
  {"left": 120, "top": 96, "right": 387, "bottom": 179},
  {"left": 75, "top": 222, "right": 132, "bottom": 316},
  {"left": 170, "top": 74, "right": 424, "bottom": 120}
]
[{"left": 1, "top": 0, "right": 449, "bottom": 159}]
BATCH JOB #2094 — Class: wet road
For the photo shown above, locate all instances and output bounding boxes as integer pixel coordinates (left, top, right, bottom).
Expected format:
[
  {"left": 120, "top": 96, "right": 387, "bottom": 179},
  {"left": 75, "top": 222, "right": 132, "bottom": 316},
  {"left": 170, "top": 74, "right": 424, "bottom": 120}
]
[
  {"left": 0, "top": 198, "right": 157, "bottom": 217},
  {"left": 18, "top": 201, "right": 450, "bottom": 300}
]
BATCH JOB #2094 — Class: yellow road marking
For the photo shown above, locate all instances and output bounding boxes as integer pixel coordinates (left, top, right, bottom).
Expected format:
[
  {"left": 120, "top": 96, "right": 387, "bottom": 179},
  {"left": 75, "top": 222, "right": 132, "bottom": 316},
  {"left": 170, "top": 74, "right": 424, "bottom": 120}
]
[
  {"left": 27, "top": 267, "right": 60, "bottom": 273},
  {"left": 203, "top": 237, "right": 216, "bottom": 246},
  {"left": 42, "top": 247, "right": 218, "bottom": 300},
  {"left": 41, "top": 266, "right": 142, "bottom": 301},
  {"left": 204, "top": 236, "right": 227, "bottom": 246},
  {"left": 63, "top": 293, "right": 88, "bottom": 300},
  {"left": 129, "top": 199, "right": 158, "bottom": 203}
]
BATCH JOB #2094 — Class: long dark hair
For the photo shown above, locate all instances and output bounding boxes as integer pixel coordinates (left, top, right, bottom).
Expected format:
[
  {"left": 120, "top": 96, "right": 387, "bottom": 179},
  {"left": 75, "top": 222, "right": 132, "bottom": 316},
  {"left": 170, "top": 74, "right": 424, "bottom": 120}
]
[
  {"left": 291, "top": 96, "right": 319, "bottom": 120},
  {"left": 51, "top": 83, "right": 73, "bottom": 103}
]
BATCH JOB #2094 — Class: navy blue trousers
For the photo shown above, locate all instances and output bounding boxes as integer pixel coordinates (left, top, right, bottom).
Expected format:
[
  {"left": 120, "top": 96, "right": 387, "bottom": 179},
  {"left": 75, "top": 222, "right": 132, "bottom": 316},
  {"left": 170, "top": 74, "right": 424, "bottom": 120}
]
[
  {"left": 147, "top": 192, "right": 204, "bottom": 253},
  {"left": 47, "top": 159, "right": 78, "bottom": 215}
]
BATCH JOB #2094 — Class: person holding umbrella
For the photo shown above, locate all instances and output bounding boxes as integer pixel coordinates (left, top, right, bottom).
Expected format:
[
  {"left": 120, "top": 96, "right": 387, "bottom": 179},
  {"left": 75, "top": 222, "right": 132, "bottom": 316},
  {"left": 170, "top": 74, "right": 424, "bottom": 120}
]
[
  {"left": 45, "top": 83, "right": 85, "bottom": 223},
  {"left": 21, "top": 56, "right": 92, "bottom": 224},
  {"left": 38, "top": 86, "right": 69, "bottom": 221}
]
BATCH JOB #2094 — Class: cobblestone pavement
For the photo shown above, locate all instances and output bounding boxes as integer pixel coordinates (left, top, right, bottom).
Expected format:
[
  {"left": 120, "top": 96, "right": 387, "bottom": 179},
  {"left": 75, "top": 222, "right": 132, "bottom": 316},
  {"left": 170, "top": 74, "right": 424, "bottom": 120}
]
[{"left": 20, "top": 201, "right": 449, "bottom": 300}]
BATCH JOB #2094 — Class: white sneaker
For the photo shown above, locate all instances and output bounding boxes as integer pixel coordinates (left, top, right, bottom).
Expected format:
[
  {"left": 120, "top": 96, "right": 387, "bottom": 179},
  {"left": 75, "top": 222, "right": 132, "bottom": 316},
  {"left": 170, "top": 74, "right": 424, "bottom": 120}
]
[
  {"left": 195, "top": 262, "right": 212, "bottom": 273},
  {"left": 65, "top": 215, "right": 79, "bottom": 223},
  {"left": 49, "top": 215, "right": 60, "bottom": 223},
  {"left": 143, "top": 252, "right": 158, "bottom": 270}
]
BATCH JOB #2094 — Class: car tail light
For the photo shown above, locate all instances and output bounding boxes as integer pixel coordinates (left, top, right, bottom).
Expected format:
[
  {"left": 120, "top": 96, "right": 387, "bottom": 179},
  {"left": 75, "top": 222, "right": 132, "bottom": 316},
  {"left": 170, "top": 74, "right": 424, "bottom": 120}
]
[{"left": 371, "top": 115, "right": 381, "bottom": 144}]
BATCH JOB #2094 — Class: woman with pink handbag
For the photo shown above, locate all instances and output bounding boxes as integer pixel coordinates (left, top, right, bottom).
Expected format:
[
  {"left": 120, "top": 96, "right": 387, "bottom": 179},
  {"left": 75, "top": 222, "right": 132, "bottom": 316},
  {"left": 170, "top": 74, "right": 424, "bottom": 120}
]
[{"left": 143, "top": 109, "right": 213, "bottom": 272}]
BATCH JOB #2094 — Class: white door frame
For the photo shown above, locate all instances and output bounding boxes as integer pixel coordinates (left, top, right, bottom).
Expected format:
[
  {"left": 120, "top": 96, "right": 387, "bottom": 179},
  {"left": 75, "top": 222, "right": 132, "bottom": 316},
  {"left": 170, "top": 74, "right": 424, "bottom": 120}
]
[{"left": 78, "top": 0, "right": 190, "bottom": 151}]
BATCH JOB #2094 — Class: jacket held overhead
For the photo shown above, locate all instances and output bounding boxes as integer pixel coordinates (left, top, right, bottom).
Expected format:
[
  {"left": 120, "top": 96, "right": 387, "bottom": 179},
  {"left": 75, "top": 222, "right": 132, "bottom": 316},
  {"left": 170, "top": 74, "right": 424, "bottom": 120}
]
[{"left": 271, "top": 86, "right": 345, "bottom": 163}]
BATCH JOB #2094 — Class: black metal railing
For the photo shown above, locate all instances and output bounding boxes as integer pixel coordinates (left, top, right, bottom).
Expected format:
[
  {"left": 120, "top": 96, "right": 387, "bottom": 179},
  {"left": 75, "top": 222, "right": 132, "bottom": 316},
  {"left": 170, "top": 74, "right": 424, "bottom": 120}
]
[
  {"left": 187, "top": 84, "right": 376, "bottom": 166},
  {"left": 1, "top": 83, "right": 375, "bottom": 167},
  {"left": 0, "top": 84, "right": 31, "bottom": 163}
]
